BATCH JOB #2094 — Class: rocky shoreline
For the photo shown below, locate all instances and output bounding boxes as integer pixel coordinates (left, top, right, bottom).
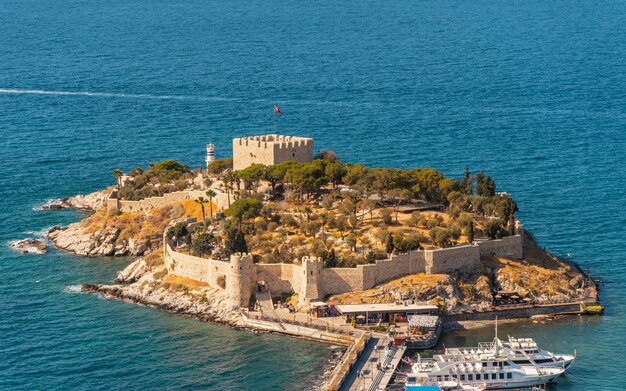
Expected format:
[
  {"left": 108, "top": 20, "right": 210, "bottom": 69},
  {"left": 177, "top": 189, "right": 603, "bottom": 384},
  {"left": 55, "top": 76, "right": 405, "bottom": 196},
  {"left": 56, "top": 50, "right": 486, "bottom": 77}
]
[
  {"left": 83, "top": 257, "right": 247, "bottom": 327},
  {"left": 41, "top": 188, "right": 112, "bottom": 211},
  {"left": 81, "top": 282, "right": 246, "bottom": 328}
]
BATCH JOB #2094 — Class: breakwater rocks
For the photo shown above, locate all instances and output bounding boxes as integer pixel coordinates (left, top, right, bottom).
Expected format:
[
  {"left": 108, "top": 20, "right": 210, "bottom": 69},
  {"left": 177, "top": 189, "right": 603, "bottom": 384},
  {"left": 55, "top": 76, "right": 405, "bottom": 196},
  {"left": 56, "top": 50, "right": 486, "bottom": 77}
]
[
  {"left": 81, "top": 281, "right": 246, "bottom": 328},
  {"left": 9, "top": 238, "right": 47, "bottom": 254}
]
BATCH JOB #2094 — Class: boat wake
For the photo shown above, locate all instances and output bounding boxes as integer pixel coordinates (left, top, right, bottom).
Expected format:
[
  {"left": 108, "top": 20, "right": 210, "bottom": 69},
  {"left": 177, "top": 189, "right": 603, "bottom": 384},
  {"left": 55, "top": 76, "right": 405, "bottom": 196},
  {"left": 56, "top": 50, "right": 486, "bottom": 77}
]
[{"left": 0, "top": 87, "right": 237, "bottom": 102}]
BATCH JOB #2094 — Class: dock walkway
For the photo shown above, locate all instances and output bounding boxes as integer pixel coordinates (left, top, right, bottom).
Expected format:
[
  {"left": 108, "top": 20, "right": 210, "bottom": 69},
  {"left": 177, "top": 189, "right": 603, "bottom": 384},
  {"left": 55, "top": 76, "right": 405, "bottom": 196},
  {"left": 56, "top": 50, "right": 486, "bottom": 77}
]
[{"left": 339, "top": 334, "right": 406, "bottom": 391}]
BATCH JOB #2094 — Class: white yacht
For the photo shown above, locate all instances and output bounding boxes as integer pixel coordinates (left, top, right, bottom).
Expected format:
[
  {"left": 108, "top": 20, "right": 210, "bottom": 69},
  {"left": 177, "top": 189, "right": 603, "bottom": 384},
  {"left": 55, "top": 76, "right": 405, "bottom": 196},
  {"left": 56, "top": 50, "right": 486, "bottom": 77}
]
[
  {"left": 405, "top": 380, "right": 486, "bottom": 390},
  {"left": 406, "top": 343, "right": 564, "bottom": 389},
  {"left": 446, "top": 335, "right": 575, "bottom": 371},
  {"left": 501, "top": 336, "right": 575, "bottom": 369}
]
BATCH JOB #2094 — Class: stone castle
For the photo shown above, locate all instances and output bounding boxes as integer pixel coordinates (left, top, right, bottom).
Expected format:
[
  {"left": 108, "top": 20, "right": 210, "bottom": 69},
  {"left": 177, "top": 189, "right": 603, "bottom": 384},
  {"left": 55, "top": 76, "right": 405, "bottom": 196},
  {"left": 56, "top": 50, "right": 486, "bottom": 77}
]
[
  {"left": 113, "top": 133, "right": 525, "bottom": 310},
  {"left": 164, "top": 230, "right": 524, "bottom": 310},
  {"left": 232, "top": 134, "right": 313, "bottom": 170}
]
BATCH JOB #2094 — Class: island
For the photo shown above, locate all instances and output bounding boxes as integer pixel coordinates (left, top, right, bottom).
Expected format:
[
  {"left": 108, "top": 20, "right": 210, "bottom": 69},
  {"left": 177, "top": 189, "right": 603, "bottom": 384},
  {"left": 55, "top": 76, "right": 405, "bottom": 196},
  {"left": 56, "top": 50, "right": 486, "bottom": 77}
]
[{"left": 46, "top": 134, "right": 602, "bottom": 390}]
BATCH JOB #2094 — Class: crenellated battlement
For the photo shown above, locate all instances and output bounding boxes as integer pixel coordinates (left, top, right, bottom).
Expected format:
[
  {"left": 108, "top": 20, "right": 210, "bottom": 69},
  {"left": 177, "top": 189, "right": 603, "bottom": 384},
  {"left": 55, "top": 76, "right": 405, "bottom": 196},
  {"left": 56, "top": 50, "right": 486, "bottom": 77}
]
[{"left": 233, "top": 134, "right": 314, "bottom": 170}]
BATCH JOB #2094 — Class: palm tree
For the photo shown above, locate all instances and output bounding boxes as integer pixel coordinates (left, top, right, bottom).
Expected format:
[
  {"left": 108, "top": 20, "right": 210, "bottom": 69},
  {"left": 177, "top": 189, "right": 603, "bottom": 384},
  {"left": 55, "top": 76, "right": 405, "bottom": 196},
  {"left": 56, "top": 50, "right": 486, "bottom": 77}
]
[
  {"left": 205, "top": 189, "right": 217, "bottom": 219},
  {"left": 112, "top": 169, "right": 123, "bottom": 189},
  {"left": 195, "top": 197, "right": 207, "bottom": 225},
  {"left": 222, "top": 172, "right": 236, "bottom": 207}
]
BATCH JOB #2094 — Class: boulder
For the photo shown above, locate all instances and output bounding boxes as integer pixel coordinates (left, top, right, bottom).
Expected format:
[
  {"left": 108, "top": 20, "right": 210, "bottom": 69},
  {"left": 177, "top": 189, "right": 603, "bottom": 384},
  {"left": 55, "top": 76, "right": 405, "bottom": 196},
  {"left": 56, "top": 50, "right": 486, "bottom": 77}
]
[{"left": 10, "top": 238, "right": 47, "bottom": 254}]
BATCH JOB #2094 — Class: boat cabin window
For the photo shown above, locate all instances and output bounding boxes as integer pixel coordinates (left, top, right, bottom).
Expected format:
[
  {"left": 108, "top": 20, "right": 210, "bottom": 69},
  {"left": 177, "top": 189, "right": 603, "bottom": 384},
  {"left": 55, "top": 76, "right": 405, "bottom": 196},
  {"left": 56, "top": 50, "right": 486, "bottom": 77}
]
[
  {"left": 444, "top": 375, "right": 450, "bottom": 381},
  {"left": 460, "top": 375, "right": 466, "bottom": 381},
  {"left": 507, "top": 373, "right": 513, "bottom": 379},
  {"left": 482, "top": 362, "right": 487, "bottom": 367},
  {"left": 503, "top": 361, "right": 510, "bottom": 366},
  {"left": 491, "top": 373, "right": 497, "bottom": 380},
  {"left": 535, "top": 358, "right": 553, "bottom": 363},
  {"left": 476, "top": 374, "right": 481, "bottom": 380},
  {"left": 499, "top": 373, "right": 504, "bottom": 379},
  {"left": 407, "top": 376, "right": 416, "bottom": 383},
  {"left": 436, "top": 376, "right": 442, "bottom": 381},
  {"left": 452, "top": 375, "right": 458, "bottom": 380},
  {"left": 513, "top": 360, "right": 531, "bottom": 364}
]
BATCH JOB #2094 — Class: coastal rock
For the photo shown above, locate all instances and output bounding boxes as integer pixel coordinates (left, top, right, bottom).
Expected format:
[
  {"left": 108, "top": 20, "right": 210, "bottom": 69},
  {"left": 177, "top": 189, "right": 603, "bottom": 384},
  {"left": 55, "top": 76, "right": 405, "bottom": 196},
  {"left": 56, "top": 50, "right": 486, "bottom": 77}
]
[
  {"left": 115, "top": 258, "right": 151, "bottom": 283},
  {"left": 47, "top": 222, "right": 152, "bottom": 257},
  {"left": 41, "top": 201, "right": 67, "bottom": 210},
  {"left": 10, "top": 238, "right": 47, "bottom": 254},
  {"left": 61, "top": 188, "right": 112, "bottom": 211},
  {"left": 81, "top": 278, "right": 245, "bottom": 328}
]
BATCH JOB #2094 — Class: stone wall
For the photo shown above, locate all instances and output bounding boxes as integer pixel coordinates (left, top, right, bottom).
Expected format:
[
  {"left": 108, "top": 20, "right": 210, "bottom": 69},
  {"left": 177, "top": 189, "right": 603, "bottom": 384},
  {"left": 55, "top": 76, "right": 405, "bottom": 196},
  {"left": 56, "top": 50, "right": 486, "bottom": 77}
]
[
  {"left": 425, "top": 244, "right": 481, "bottom": 274},
  {"left": 164, "top": 243, "right": 231, "bottom": 288},
  {"left": 164, "top": 232, "right": 525, "bottom": 306},
  {"left": 232, "top": 134, "right": 313, "bottom": 170},
  {"left": 476, "top": 235, "right": 523, "bottom": 260},
  {"left": 108, "top": 189, "right": 227, "bottom": 214},
  {"left": 256, "top": 263, "right": 303, "bottom": 295}
]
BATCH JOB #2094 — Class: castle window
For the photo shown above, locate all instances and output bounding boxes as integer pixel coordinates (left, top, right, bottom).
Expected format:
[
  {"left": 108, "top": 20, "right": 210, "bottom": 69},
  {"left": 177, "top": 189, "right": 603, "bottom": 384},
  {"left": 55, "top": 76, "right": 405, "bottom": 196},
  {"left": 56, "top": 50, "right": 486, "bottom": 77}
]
[{"left": 311, "top": 271, "right": 313, "bottom": 275}]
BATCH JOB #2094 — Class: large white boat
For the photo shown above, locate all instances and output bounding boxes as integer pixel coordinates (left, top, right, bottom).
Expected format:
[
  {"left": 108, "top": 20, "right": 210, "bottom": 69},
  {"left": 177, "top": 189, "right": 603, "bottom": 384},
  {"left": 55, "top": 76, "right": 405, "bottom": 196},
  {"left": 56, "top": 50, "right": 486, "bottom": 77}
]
[
  {"left": 501, "top": 336, "right": 575, "bottom": 369},
  {"left": 406, "top": 343, "right": 565, "bottom": 389},
  {"left": 445, "top": 334, "right": 575, "bottom": 370}
]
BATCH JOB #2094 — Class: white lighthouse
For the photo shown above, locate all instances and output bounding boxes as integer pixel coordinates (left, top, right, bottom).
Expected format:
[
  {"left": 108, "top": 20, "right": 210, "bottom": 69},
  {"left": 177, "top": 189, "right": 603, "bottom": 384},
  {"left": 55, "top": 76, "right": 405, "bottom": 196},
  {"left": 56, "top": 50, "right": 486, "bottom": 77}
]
[{"left": 205, "top": 143, "right": 215, "bottom": 170}]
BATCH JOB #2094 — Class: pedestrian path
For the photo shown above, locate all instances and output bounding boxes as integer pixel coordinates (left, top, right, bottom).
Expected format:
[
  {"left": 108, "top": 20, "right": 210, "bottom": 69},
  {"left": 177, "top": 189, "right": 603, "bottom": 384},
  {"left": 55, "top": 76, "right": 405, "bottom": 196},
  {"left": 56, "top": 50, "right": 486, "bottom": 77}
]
[{"left": 339, "top": 334, "right": 406, "bottom": 391}]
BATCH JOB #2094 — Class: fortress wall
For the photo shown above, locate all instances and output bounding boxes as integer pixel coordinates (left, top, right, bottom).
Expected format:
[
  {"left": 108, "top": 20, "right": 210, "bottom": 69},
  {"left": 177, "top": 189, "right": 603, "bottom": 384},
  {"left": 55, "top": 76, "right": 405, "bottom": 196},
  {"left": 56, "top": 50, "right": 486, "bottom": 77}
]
[
  {"left": 232, "top": 135, "right": 313, "bottom": 170},
  {"left": 371, "top": 251, "right": 427, "bottom": 287},
  {"left": 256, "top": 264, "right": 298, "bottom": 294},
  {"left": 164, "top": 243, "right": 230, "bottom": 289},
  {"left": 271, "top": 139, "right": 314, "bottom": 166},
  {"left": 115, "top": 190, "right": 224, "bottom": 213},
  {"left": 476, "top": 235, "right": 523, "bottom": 260},
  {"left": 426, "top": 245, "right": 481, "bottom": 274},
  {"left": 318, "top": 268, "right": 365, "bottom": 297}
]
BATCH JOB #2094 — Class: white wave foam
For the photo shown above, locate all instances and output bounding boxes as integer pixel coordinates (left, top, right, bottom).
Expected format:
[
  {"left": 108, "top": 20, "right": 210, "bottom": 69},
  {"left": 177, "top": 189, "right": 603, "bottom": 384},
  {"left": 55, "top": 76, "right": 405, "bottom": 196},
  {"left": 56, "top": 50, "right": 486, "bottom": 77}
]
[
  {"left": 32, "top": 199, "right": 63, "bottom": 211},
  {"left": 64, "top": 285, "right": 83, "bottom": 293},
  {"left": 0, "top": 88, "right": 238, "bottom": 102},
  {"left": 23, "top": 228, "right": 51, "bottom": 239},
  {"left": 7, "top": 239, "right": 47, "bottom": 254}
]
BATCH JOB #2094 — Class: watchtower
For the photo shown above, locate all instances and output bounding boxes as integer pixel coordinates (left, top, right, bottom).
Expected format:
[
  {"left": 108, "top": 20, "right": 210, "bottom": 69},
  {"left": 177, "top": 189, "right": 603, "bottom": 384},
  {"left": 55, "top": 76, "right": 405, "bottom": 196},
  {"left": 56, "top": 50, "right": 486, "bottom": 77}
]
[
  {"left": 299, "top": 256, "right": 324, "bottom": 305},
  {"left": 229, "top": 253, "right": 255, "bottom": 309},
  {"left": 232, "top": 134, "right": 313, "bottom": 170}
]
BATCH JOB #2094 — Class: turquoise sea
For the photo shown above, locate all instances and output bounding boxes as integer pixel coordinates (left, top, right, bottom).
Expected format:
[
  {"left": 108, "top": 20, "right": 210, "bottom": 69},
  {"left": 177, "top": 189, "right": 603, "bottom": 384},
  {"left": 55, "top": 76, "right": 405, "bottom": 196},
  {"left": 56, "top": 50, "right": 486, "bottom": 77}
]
[{"left": 1, "top": 0, "right": 625, "bottom": 389}]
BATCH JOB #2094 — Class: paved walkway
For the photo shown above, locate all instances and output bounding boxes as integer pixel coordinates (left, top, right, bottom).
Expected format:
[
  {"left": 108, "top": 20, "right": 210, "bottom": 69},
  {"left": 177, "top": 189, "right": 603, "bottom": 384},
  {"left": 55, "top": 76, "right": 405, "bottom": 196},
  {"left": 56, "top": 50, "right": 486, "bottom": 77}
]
[{"left": 339, "top": 334, "right": 405, "bottom": 391}]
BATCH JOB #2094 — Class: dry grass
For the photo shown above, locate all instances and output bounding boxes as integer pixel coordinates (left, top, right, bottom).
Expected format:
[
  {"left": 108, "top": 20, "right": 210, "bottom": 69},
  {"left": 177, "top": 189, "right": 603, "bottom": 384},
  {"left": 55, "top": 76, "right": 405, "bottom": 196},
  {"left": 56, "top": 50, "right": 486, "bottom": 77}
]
[
  {"left": 80, "top": 202, "right": 192, "bottom": 246},
  {"left": 163, "top": 274, "right": 210, "bottom": 289},
  {"left": 329, "top": 273, "right": 449, "bottom": 305}
]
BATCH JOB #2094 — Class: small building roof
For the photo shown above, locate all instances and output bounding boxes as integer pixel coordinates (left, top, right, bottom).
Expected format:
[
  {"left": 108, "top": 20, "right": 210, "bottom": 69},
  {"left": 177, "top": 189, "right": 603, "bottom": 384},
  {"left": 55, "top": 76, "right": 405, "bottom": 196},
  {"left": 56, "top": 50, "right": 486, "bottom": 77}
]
[
  {"left": 310, "top": 301, "right": 327, "bottom": 307},
  {"left": 334, "top": 302, "right": 438, "bottom": 315}
]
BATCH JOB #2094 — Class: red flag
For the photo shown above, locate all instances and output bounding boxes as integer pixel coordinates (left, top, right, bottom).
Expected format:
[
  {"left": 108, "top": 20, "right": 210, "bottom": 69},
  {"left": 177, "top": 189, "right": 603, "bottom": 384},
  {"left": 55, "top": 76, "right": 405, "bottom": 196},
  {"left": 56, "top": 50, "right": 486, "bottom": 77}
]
[{"left": 274, "top": 104, "right": 284, "bottom": 115}]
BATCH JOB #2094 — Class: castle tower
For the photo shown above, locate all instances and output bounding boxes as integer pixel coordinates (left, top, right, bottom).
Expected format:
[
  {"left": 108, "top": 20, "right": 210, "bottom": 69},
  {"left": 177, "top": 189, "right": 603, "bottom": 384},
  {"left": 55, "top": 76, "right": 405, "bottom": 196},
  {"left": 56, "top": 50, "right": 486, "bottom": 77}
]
[
  {"left": 205, "top": 143, "right": 215, "bottom": 170},
  {"left": 229, "top": 253, "right": 254, "bottom": 309},
  {"left": 299, "top": 256, "right": 324, "bottom": 305},
  {"left": 232, "top": 134, "right": 313, "bottom": 170}
]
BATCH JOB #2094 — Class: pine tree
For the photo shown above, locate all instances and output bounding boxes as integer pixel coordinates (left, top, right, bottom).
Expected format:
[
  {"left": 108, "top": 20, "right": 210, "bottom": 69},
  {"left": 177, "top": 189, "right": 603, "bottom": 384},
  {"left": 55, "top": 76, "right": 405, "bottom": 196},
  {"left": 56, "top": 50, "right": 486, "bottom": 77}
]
[{"left": 385, "top": 233, "right": 395, "bottom": 255}]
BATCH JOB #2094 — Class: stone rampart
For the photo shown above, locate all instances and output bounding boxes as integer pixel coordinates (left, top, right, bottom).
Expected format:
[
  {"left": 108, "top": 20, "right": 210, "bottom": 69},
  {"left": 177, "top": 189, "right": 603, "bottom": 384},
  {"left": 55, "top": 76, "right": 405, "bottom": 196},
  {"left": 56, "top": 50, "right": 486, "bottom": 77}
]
[
  {"left": 256, "top": 263, "right": 303, "bottom": 295},
  {"left": 164, "top": 231, "right": 525, "bottom": 306},
  {"left": 233, "top": 134, "right": 313, "bottom": 170},
  {"left": 425, "top": 244, "right": 481, "bottom": 274},
  {"left": 108, "top": 189, "right": 226, "bottom": 214},
  {"left": 476, "top": 235, "right": 523, "bottom": 260},
  {"left": 164, "top": 243, "right": 230, "bottom": 288}
]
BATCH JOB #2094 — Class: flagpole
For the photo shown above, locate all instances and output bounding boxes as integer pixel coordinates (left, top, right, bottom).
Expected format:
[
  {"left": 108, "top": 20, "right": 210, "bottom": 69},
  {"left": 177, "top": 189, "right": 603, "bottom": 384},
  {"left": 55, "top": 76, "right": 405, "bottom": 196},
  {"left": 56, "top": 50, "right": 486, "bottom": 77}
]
[{"left": 273, "top": 111, "right": 276, "bottom": 132}]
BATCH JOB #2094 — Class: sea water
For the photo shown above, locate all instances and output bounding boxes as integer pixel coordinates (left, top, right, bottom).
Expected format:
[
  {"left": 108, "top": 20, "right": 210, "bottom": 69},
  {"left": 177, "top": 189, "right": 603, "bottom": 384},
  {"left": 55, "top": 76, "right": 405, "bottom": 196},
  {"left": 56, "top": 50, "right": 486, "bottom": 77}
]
[{"left": 1, "top": 0, "right": 624, "bottom": 389}]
